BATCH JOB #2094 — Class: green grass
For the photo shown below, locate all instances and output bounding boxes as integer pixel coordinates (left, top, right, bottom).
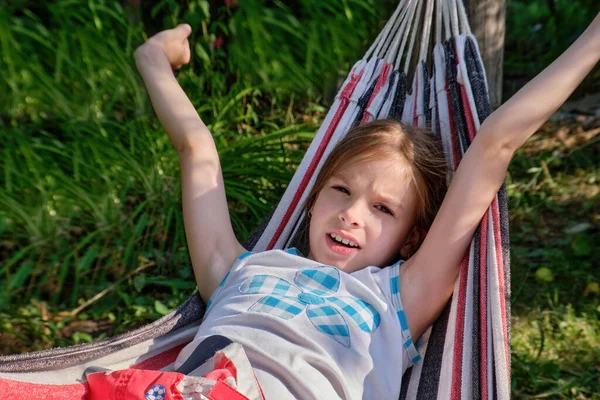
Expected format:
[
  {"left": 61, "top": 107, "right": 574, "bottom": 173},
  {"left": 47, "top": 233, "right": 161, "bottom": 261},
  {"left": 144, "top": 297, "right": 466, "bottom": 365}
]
[
  {"left": 0, "top": 0, "right": 316, "bottom": 343},
  {"left": 507, "top": 121, "right": 600, "bottom": 398},
  {"left": 1, "top": 1, "right": 599, "bottom": 398}
]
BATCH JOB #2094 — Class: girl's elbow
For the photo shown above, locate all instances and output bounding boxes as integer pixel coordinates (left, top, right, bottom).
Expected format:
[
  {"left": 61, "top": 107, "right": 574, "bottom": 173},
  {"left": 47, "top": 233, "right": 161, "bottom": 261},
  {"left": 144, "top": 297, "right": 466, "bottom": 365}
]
[{"left": 477, "top": 127, "right": 518, "bottom": 163}]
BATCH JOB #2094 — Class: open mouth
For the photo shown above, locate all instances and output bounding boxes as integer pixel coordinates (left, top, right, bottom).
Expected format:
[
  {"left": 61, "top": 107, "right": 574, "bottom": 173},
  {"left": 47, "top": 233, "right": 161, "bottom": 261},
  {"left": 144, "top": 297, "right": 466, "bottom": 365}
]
[
  {"left": 328, "top": 233, "right": 360, "bottom": 248},
  {"left": 326, "top": 233, "right": 360, "bottom": 254}
]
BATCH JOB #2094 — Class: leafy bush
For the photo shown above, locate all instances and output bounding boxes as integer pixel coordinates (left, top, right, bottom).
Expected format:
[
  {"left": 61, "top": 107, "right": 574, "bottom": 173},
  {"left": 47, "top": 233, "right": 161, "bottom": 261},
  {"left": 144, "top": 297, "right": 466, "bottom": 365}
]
[
  {"left": 141, "top": 0, "right": 396, "bottom": 99},
  {"left": 505, "top": 0, "right": 597, "bottom": 73},
  {"left": 0, "top": 0, "right": 315, "bottom": 323}
]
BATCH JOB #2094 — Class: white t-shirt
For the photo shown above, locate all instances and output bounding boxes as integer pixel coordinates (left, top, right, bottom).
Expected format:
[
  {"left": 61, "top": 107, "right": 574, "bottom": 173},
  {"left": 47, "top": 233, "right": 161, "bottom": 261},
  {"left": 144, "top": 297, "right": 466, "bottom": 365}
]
[{"left": 175, "top": 249, "right": 421, "bottom": 400}]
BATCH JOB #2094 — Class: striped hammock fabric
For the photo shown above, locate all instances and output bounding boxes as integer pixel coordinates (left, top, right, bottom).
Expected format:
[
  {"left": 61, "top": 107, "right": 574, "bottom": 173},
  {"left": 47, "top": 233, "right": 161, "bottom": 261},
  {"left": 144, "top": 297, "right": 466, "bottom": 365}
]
[{"left": 0, "top": 0, "right": 510, "bottom": 399}]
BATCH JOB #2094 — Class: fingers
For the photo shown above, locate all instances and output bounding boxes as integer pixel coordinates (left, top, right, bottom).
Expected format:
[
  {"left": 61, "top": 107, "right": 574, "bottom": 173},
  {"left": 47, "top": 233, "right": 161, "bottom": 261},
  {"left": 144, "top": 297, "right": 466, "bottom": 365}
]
[
  {"left": 182, "top": 40, "right": 191, "bottom": 65},
  {"left": 143, "top": 24, "right": 192, "bottom": 69},
  {"left": 176, "top": 24, "right": 192, "bottom": 41}
]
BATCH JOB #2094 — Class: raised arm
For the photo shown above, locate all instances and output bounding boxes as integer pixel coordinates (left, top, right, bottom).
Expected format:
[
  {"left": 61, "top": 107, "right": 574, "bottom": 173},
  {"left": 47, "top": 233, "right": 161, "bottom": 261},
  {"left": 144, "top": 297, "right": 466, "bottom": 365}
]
[
  {"left": 401, "top": 13, "right": 600, "bottom": 340},
  {"left": 134, "top": 25, "right": 245, "bottom": 303}
]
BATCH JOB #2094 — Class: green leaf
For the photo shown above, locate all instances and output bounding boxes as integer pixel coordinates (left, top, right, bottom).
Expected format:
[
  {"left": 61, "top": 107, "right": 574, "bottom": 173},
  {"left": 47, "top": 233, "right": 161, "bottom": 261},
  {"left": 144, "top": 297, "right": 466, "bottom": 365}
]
[
  {"left": 572, "top": 233, "right": 593, "bottom": 257},
  {"left": 154, "top": 300, "right": 170, "bottom": 316},
  {"left": 10, "top": 261, "right": 34, "bottom": 291},
  {"left": 133, "top": 276, "right": 146, "bottom": 293},
  {"left": 119, "top": 292, "right": 132, "bottom": 306},
  {"left": 195, "top": 42, "right": 211, "bottom": 66},
  {"left": 78, "top": 246, "right": 99, "bottom": 273},
  {"left": 72, "top": 331, "right": 93, "bottom": 344}
]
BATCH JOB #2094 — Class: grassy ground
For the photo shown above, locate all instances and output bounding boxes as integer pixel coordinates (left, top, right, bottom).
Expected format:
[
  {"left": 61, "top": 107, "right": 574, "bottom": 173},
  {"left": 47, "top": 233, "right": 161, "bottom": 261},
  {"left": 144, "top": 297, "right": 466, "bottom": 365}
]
[
  {"left": 1, "top": 1, "right": 599, "bottom": 398},
  {"left": 507, "top": 117, "right": 600, "bottom": 398}
]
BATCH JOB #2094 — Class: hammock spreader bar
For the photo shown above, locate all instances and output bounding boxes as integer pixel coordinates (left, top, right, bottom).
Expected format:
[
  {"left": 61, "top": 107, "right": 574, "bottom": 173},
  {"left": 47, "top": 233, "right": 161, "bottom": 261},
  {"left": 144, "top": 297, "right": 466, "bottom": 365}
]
[{"left": 0, "top": 1, "right": 510, "bottom": 400}]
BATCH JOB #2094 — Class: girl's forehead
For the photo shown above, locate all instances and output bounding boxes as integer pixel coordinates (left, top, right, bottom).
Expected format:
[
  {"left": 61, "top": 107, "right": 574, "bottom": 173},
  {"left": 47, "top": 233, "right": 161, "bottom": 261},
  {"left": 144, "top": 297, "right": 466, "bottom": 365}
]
[
  {"left": 332, "top": 160, "right": 415, "bottom": 198},
  {"left": 333, "top": 159, "right": 411, "bottom": 181}
]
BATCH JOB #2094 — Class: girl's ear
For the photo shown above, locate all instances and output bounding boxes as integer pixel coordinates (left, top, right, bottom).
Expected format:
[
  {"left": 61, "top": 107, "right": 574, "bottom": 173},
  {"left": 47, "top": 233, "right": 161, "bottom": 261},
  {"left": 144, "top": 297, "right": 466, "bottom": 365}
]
[{"left": 399, "top": 227, "right": 426, "bottom": 259}]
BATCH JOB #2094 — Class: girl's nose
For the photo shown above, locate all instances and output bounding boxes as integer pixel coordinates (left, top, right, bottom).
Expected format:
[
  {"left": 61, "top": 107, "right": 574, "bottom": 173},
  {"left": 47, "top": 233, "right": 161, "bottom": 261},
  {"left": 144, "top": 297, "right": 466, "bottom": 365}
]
[{"left": 339, "top": 201, "right": 365, "bottom": 227}]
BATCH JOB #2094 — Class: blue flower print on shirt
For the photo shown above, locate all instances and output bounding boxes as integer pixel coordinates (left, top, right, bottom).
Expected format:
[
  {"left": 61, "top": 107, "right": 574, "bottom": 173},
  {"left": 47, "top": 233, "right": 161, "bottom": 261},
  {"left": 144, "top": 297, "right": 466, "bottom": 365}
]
[{"left": 239, "top": 266, "right": 381, "bottom": 347}]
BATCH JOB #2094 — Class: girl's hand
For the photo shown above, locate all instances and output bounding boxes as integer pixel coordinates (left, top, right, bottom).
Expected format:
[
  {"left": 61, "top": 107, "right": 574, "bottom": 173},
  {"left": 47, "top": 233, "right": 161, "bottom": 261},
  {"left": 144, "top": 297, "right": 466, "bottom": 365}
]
[{"left": 135, "top": 24, "right": 192, "bottom": 71}]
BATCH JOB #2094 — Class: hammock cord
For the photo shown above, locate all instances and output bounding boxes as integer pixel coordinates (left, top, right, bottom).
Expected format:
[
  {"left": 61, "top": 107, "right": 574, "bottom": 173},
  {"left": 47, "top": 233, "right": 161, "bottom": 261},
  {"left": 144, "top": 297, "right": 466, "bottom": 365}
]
[
  {"left": 382, "top": 2, "right": 411, "bottom": 64},
  {"left": 404, "top": 0, "right": 424, "bottom": 73},
  {"left": 457, "top": 0, "right": 471, "bottom": 34},
  {"left": 442, "top": 0, "right": 452, "bottom": 41},
  {"left": 449, "top": 0, "right": 460, "bottom": 39},
  {"left": 418, "top": 0, "right": 435, "bottom": 64},
  {"left": 435, "top": 0, "right": 443, "bottom": 45},
  {"left": 385, "top": 3, "right": 413, "bottom": 65},
  {"left": 391, "top": 0, "right": 418, "bottom": 69},
  {"left": 366, "top": 0, "right": 404, "bottom": 60}
]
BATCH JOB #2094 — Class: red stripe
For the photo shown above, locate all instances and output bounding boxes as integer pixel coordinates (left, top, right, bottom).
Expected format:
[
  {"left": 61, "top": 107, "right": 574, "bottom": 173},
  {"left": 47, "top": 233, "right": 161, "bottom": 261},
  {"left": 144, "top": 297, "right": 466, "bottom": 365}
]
[
  {"left": 479, "top": 212, "right": 489, "bottom": 400},
  {"left": 361, "top": 63, "right": 391, "bottom": 124},
  {"left": 0, "top": 378, "right": 89, "bottom": 400},
  {"left": 492, "top": 198, "right": 510, "bottom": 372},
  {"left": 458, "top": 62, "right": 490, "bottom": 398},
  {"left": 448, "top": 47, "right": 463, "bottom": 400},
  {"left": 450, "top": 256, "right": 470, "bottom": 400},
  {"left": 255, "top": 372, "right": 266, "bottom": 400},
  {"left": 451, "top": 39, "right": 481, "bottom": 399},
  {"left": 266, "top": 68, "right": 365, "bottom": 250},
  {"left": 413, "top": 68, "right": 419, "bottom": 126},
  {"left": 131, "top": 343, "right": 188, "bottom": 370},
  {"left": 460, "top": 42, "right": 507, "bottom": 393},
  {"left": 460, "top": 85, "right": 476, "bottom": 141}
]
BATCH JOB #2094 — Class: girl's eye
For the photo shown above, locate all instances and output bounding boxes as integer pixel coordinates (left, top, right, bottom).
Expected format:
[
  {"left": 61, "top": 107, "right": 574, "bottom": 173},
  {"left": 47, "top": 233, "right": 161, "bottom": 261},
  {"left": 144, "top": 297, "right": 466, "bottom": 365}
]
[
  {"left": 376, "top": 204, "right": 393, "bottom": 215},
  {"left": 333, "top": 186, "right": 350, "bottom": 195}
]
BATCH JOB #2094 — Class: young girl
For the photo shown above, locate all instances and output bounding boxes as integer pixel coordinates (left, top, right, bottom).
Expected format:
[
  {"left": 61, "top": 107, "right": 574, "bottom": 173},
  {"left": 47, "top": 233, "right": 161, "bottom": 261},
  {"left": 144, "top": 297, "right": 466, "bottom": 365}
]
[{"left": 133, "top": 15, "right": 600, "bottom": 399}]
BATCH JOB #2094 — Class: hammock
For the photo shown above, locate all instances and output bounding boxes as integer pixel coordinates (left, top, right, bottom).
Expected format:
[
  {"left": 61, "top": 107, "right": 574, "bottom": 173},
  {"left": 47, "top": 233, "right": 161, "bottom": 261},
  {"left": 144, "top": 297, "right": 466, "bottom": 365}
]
[{"left": 0, "top": 0, "right": 511, "bottom": 398}]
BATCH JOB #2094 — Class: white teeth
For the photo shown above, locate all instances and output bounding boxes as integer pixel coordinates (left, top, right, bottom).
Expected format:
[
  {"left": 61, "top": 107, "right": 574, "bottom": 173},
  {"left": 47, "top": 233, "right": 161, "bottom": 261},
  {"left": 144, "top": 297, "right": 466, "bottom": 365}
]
[{"left": 329, "top": 233, "right": 358, "bottom": 248}]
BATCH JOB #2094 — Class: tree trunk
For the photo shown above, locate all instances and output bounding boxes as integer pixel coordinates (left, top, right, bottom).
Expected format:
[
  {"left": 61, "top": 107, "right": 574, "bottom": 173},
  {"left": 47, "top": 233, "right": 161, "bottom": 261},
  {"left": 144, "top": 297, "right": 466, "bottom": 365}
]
[{"left": 464, "top": 0, "right": 506, "bottom": 109}]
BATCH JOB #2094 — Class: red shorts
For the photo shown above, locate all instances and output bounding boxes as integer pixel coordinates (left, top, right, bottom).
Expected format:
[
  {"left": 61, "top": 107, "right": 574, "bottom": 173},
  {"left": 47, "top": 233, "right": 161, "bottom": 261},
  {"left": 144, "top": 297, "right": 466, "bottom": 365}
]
[{"left": 87, "top": 343, "right": 264, "bottom": 400}]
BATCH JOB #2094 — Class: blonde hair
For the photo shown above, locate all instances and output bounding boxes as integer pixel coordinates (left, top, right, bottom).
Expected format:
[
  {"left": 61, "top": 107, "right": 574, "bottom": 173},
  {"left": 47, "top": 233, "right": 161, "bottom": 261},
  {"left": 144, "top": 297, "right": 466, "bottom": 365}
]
[{"left": 302, "top": 119, "right": 447, "bottom": 253}]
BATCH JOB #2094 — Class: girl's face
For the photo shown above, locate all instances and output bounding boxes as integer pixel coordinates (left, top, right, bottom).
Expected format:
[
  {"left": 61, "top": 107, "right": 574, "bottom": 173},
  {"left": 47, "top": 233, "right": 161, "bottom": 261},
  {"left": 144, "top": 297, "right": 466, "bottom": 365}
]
[{"left": 307, "top": 159, "right": 418, "bottom": 273}]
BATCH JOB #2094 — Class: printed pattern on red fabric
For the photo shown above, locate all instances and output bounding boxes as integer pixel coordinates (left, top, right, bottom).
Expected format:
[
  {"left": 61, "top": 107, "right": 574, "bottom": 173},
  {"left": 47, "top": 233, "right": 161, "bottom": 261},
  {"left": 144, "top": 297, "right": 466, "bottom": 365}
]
[
  {"left": 146, "top": 384, "right": 168, "bottom": 400},
  {"left": 87, "top": 369, "right": 185, "bottom": 400}
]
